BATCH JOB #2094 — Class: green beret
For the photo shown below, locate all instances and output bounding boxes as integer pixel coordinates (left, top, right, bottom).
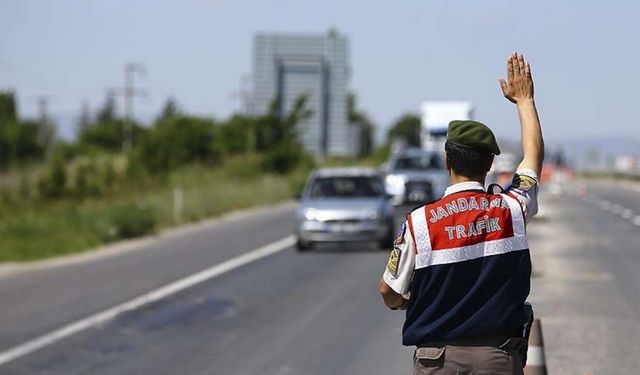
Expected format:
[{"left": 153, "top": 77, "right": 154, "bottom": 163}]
[{"left": 446, "top": 120, "right": 501, "bottom": 155}]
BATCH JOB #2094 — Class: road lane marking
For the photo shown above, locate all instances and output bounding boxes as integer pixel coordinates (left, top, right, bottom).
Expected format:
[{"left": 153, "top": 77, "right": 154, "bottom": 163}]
[
  {"left": 582, "top": 193, "right": 640, "bottom": 227},
  {"left": 0, "top": 235, "right": 295, "bottom": 367},
  {"left": 598, "top": 201, "right": 611, "bottom": 210}
]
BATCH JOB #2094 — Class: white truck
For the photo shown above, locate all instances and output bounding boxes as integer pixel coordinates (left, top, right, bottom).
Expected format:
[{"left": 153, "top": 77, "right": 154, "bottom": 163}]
[{"left": 420, "top": 101, "right": 474, "bottom": 151}]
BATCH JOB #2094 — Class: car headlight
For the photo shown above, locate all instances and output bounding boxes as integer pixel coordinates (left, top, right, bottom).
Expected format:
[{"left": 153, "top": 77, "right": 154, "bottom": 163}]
[
  {"left": 385, "top": 175, "right": 405, "bottom": 188},
  {"left": 304, "top": 208, "right": 319, "bottom": 221}
]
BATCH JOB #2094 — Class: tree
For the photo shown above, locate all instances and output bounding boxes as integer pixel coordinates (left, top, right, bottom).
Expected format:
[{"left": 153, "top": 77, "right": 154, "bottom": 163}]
[
  {"left": 258, "top": 95, "right": 312, "bottom": 173},
  {"left": 157, "top": 97, "right": 181, "bottom": 121},
  {"left": 0, "top": 92, "right": 47, "bottom": 167},
  {"left": 78, "top": 120, "right": 127, "bottom": 151},
  {"left": 77, "top": 100, "right": 92, "bottom": 132},
  {"left": 131, "top": 115, "right": 220, "bottom": 173},
  {"left": 387, "top": 113, "right": 421, "bottom": 147},
  {"left": 96, "top": 93, "right": 117, "bottom": 124},
  {"left": 77, "top": 93, "right": 146, "bottom": 152},
  {"left": 0, "top": 92, "right": 17, "bottom": 123},
  {"left": 347, "top": 93, "right": 375, "bottom": 156},
  {"left": 38, "top": 155, "right": 67, "bottom": 198},
  {"left": 216, "top": 114, "right": 256, "bottom": 155}
]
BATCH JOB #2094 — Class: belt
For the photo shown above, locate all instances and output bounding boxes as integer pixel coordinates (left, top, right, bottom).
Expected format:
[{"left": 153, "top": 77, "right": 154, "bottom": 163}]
[{"left": 417, "top": 334, "right": 525, "bottom": 350}]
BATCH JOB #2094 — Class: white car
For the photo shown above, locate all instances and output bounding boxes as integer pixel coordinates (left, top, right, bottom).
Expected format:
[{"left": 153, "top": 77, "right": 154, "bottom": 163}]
[
  {"left": 384, "top": 148, "right": 449, "bottom": 206},
  {"left": 295, "top": 168, "right": 394, "bottom": 251}
]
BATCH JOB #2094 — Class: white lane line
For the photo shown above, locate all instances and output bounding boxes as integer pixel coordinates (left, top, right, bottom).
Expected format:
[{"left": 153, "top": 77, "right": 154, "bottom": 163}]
[
  {"left": 599, "top": 201, "right": 611, "bottom": 210},
  {"left": 0, "top": 235, "right": 296, "bottom": 367},
  {"left": 634, "top": 216, "right": 640, "bottom": 226},
  {"left": 621, "top": 209, "right": 633, "bottom": 219}
]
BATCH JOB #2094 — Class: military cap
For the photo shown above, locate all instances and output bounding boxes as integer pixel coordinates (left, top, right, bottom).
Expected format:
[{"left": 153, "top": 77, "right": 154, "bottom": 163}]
[{"left": 446, "top": 120, "right": 501, "bottom": 155}]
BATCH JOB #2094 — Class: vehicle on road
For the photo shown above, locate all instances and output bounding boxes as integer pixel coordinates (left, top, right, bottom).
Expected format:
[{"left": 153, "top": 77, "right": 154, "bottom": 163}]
[
  {"left": 295, "top": 167, "right": 394, "bottom": 251},
  {"left": 383, "top": 148, "right": 449, "bottom": 206},
  {"left": 420, "top": 101, "right": 473, "bottom": 150}
]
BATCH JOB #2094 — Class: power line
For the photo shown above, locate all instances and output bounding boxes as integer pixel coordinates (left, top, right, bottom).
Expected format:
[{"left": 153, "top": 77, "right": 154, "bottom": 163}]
[{"left": 111, "top": 63, "right": 147, "bottom": 151}]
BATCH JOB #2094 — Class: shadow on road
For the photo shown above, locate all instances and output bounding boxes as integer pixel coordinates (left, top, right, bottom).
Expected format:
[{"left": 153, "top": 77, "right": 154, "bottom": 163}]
[{"left": 302, "top": 243, "right": 389, "bottom": 254}]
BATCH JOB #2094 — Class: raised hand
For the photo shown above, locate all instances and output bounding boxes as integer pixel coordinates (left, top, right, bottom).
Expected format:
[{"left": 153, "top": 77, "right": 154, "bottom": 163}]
[{"left": 499, "top": 52, "right": 534, "bottom": 104}]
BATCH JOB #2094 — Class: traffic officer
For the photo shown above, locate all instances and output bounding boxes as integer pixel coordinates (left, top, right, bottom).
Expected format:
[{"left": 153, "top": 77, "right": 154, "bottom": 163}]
[{"left": 379, "top": 52, "right": 544, "bottom": 375}]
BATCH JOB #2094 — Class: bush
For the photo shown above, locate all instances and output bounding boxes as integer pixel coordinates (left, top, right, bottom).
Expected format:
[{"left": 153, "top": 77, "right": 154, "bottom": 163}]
[
  {"left": 131, "top": 116, "right": 220, "bottom": 173},
  {"left": 222, "top": 154, "right": 263, "bottom": 180},
  {"left": 102, "top": 204, "right": 156, "bottom": 240},
  {"left": 18, "top": 174, "right": 32, "bottom": 200},
  {"left": 38, "top": 157, "right": 67, "bottom": 198},
  {"left": 0, "top": 119, "right": 47, "bottom": 168},
  {"left": 262, "top": 144, "right": 303, "bottom": 174},
  {"left": 102, "top": 160, "right": 117, "bottom": 187},
  {"left": 216, "top": 115, "right": 256, "bottom": 155},
  {"left": 72, "top": 160, "right": 103, "bottom": 197},
  {"left": 0, "top": 187, "right": 13, "bottom": 206},
  {"left": 78, "top": 120, "right": 146, "bottom": 152},
  {"left": 53, "top": 142, "right": 80, "bottom": 162}
]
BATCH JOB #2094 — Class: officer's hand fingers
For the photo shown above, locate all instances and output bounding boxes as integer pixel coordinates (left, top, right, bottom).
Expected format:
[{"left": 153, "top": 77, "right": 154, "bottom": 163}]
[
  {"left": 512, "top": 53, "right": 522, "bottom": 76},
  {"left": 517, "top": 53, "right": 526, "bottom": 76},
  {"left": 525, "top": 62, "right": 532, "bottom": 78},
  {"left": 507, "top": 55, "right": 515, "bottom": 82},
  {"left": 499, "top": 78, "right": 508, "bottom": 94}
]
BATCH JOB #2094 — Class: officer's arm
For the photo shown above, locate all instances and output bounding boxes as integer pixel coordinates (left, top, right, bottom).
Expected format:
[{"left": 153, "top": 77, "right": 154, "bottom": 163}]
[
  {"left": 379, "top": 222, "right": 415, "bottom": 310},
  {"left": 499, "top": 52, "right": 544, "bottom": 177},
  {"left": 379, "top": 278, "right": 408, "bottom": 309}
]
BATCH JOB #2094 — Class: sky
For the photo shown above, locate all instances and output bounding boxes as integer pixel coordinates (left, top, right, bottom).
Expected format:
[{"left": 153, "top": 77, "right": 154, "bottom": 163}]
[{"left": 1, "top": 0, "right": 639, "bottom": 146}]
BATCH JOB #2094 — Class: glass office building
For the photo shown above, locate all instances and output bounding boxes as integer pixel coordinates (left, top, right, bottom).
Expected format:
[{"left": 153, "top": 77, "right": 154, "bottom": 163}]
[{"left": 251, "top": 30, "right": 358, "bottom": 157}]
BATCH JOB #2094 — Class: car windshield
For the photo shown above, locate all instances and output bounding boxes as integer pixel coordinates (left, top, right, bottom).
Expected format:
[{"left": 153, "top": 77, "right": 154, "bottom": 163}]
[
  {"left": 394, "top": 154, "right": 443, "bottom": 170},
  {"left": 308, "top": 176, "right": 385, "bottom": 198}
]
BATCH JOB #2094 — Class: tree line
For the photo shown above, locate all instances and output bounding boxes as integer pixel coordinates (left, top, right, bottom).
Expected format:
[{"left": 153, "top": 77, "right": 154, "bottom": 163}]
[{"left": 1, "top": 88, "right": 422, "bottom": 199}]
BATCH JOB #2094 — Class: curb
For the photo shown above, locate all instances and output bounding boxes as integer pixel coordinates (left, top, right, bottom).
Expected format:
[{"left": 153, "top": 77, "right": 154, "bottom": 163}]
[{"left": 524, "top": 319, "right": 548, "bottom": 375}]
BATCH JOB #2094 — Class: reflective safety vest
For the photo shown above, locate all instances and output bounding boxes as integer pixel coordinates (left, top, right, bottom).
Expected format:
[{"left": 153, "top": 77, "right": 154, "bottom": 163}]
[{"left": 402, "top": 188, "right": 531, "bottom": 346}]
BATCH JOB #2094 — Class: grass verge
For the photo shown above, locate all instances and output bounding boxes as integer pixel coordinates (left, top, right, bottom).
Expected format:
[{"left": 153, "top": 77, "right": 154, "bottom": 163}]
[{"left": 0, "top": 155, "right": 310, "bottom": 262}]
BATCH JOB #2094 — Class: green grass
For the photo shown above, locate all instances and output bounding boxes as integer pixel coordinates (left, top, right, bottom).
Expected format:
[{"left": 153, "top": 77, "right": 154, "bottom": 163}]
[{"left": 0, "top": 155, "right": 310, "bottom": 262}]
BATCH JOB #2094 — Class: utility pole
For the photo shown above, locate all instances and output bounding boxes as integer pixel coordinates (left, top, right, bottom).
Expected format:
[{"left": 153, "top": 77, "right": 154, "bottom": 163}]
[
  {"left": 37, "top": 96, "right": 50, "bottom": 125},
  {"left": 114, "top": 63, "right": 146, "bottom": 151},
  {"left": 35, "top": 95, "right": 55, "bottom": 159}
]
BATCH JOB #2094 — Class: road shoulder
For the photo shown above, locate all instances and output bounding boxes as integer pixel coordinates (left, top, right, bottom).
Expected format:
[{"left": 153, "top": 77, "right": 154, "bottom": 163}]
[{"left": 0, "top": 200, "right": 296, "bottom": 279}]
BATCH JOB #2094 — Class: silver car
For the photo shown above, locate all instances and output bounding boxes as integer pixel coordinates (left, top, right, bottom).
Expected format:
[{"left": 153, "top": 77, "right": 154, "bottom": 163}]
[
  {"left": 295, "top": 167, "right": 394, "bottom": 251},
  {"left": 384, "top": 148, "right": 449, "bottom": 206}
]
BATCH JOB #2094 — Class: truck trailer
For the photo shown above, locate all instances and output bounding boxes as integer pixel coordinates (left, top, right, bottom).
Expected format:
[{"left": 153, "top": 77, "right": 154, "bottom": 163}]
[{"left": 420, "top": 101, "right": 473, "bottom": 151}]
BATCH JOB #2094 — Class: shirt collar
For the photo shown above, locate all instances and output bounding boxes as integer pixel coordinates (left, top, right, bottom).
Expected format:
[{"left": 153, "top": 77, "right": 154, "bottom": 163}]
[{"left": 443, "top": 181, "right": 485, "bottom": 197}]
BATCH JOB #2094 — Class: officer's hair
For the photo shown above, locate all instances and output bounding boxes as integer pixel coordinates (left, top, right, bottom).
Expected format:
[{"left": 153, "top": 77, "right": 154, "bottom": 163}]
[{"left": 445, "top": 142, "right": 494, "bottom": 178}]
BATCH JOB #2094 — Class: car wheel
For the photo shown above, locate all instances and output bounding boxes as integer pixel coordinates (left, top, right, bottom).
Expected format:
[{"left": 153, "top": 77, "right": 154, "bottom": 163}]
[
  {"left": 295, "top": 238, "right": 313, "bottom": 252},
  {"left": 378, "top": 221, "right": 395, "bottom": 250}
]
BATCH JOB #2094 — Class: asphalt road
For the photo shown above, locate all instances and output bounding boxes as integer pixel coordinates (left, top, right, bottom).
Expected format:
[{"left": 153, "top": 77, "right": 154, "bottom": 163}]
[
  {"left": 0, "top": 179, "right": 639, "bottom": 374},
  {"left": 528, "top": 179, "right": 640, "bottom": 374}
]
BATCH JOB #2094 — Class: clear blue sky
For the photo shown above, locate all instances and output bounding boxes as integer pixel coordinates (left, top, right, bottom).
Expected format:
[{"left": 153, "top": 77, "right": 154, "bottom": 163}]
[{"left": 1, "top": 0, "right": 639, "bottom": 143}]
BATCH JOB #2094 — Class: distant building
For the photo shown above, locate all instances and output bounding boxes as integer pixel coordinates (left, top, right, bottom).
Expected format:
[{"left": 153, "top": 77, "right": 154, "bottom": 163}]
[{"left": 250, "top": 30, "right": 358, "bottom": 157}]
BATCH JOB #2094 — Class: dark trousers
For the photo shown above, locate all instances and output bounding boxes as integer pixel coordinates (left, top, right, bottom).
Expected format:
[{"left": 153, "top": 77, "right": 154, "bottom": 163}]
[{"left": 413, "top": 343, "right": 524, "bottom": 375}]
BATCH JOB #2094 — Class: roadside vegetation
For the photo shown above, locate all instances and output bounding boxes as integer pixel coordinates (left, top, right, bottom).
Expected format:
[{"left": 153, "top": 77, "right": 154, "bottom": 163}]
[
  {"left": 580, "top": 171, "right": 640, "bottom": 182},
  {"left": 1, "top": 91, "right": 401, "bottom": 262}
]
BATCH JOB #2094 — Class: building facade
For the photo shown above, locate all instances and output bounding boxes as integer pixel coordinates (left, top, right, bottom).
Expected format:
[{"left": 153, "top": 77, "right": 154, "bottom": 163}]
[{"left": 251, "top": 30, "right": 358, "bottom": 157}]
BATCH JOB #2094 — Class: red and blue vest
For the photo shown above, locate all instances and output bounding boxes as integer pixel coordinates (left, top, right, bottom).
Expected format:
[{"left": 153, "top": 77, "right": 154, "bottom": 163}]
[{"left": 403, "top": 188, "right": 531, "bottom": 345}]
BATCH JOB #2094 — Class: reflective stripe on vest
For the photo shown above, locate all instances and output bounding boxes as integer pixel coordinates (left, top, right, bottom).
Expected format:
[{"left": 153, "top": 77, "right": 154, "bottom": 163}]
[{"left": 409, "top": 192, "right": 528, "bottom": 270}]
